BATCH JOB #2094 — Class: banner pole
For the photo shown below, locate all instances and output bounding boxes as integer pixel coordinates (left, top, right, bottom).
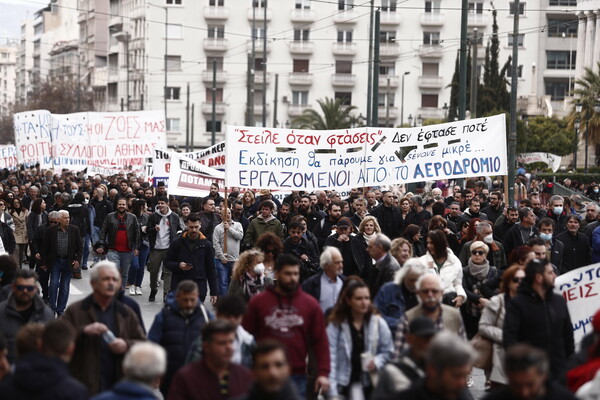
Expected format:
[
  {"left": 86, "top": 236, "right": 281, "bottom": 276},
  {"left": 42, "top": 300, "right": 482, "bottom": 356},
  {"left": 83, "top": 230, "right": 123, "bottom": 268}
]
[
  {"left": 222, "top": 187, "right": 228, "bottom": 256},
  {"left": 503, "top": 175, "right": 509, "bottom": 206}
]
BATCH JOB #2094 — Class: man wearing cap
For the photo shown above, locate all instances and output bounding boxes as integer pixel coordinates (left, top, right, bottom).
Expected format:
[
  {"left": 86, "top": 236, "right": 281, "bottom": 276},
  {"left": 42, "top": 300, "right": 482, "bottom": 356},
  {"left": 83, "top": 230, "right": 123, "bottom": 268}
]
[
  {"left": 372, "top": 316, "right": 437, "bottom": 400},
  {"left": 243, "top": 200, "right": 284, "bottom": 249}
]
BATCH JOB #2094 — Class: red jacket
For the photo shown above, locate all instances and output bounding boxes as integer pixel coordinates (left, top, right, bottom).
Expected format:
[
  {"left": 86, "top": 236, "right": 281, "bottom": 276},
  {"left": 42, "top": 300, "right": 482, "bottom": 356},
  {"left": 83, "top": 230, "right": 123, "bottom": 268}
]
[{"left": 242, "top": 287, "right": 330, "bottom": 377}]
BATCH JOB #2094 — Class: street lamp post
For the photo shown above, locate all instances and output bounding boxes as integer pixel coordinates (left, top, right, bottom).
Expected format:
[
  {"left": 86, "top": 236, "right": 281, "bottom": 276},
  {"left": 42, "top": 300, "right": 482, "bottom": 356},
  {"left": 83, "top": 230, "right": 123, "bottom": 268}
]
[
  {"left": 400, "top": 71, "right": 410, "bottom": 126},
  {"left": 574, "top": 117, "right": 580, "bottom": 170},
  {"left": 115, "top": 32, "right": 130, "bottom": 111}
]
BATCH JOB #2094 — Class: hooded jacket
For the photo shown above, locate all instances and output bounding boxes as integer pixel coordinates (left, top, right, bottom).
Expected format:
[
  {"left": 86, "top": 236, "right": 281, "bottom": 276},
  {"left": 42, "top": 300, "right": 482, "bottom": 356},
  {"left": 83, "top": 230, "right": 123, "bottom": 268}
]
[
  {"left": 146, "top": 208, "right": 182, "bottom": 250},
  {"left": 243, "top": 214, "right": 284, "bottom": 247},
  {"left": 0, "top": 352, "right": 89, "bottom": 400}
]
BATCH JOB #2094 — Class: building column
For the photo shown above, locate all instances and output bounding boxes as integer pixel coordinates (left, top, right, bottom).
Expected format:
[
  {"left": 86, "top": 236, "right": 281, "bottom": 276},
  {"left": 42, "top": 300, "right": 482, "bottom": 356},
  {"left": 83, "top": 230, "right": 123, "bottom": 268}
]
[
  {"left": 594, "top": 11, "right": 600, "bottom": 69},
  {"left": 576, "top": 13, "right": 587, "bottom": 83},
  {"left": 584, "top": 12, "right": 595, "bottom": 70}
]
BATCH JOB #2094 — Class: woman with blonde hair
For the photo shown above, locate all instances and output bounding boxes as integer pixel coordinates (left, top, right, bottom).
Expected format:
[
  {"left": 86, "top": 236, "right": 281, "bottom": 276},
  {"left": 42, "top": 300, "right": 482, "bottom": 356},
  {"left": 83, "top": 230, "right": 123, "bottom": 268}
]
[
  {"left": 389, "top": 237, "right": 413, "bottom": 267},
  {"left": 228, "top": 248, "right": 273, "bottom": 301},
  {"left": 350, "top": 216, "right": 381, "bottom": 279},
  {"left": 242, "top": 190, "right": 255, "bottom": 218}
]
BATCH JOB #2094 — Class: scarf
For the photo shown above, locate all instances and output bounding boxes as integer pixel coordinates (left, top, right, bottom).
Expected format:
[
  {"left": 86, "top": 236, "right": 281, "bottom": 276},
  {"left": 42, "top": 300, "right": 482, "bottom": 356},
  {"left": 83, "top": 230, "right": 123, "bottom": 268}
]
[
  {"left": 362, "top": 232, "right": 376, "bottom": 242},
  {"left": 241, "top": 272, "right": 265, "bottom": 301},
  {"left": 467, "top": 258, "right": 490, "bottom": 281}
]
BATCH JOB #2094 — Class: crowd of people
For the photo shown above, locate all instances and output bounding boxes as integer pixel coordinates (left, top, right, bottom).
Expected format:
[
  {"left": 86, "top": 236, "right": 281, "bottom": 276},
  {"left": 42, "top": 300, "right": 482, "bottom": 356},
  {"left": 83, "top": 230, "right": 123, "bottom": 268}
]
[{"left": 0, "top": 167, "right": 598, "bottom": 400}]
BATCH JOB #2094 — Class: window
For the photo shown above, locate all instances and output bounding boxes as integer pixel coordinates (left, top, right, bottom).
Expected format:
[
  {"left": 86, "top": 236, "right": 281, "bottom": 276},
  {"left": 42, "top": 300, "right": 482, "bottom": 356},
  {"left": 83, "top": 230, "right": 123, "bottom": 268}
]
[
  {"left": 380, "top": 31, "right": 397, "bottom": 43},
  {"left": 208, "top": 25, "right": 225, "bottom": 38},
  {"left": 549, "top": 0, "right": 576, "bottom": 5},
  {"left": 165, "top": 87, "right": 180, "bottom": 100},
  {"left": 294, "top": 29, "right": 310, "bottom": 41},
  {"left": 209, "top": 0, "right": 224, "bottom": 5},
  {"left": 166, "top": 23, "right": 183, "bottom": 39},
  {"left": 506, "top": 65, "right": 523, "bottom": 77},
  {"left": 166, "top": 118, "right": 180, "bottom": 132},
  {"left": 293, "top": 59, "right": 309, "bottom": 73},
  {"left": 254, "top": 57, "right": 264, "bottom": 71},
  {"left": 468, "top": 2, "right": 483, "bottom": 13},
  {"left": 547, "top": 18, "right": 578, "bottom": 37},
  {"left": 166, "top": 55, "right": 181, "bottom": 71},
  {"left": 252, "top": 27, "right": 265, "bottom": 39},
  {"left": 207, "top": 56, "right": 223, "bottom": 70},
  {"left": 421, "top": 94, "right": 438, "bottom": 108},
  {"left": 337, "top": 30, "right": 353, "bottom": 42},
  {"left": 544, "top": 79, "right": 569, "bottom": 100},
  {"left": 423, "top": 32, "right": 440, "bottom": 45},
  {"left": 378, "top": 93, "right": 395, "bottom": 107},
  {"left": 292, "top": 90, "right": 308, "bottom": 105},
  {"left": 295, "top": 0, "right": 310, "bottom": 8},
  {"left": 338, "top": 0, "right": 353, "bottom": 10},
  {"left": 206, "top": 120, "right": 222, "bottom": 132},
  {"left": 509, "top": 2, "right": 525, "bottom": 14},
  {"left": 166, "top": 0, "right": 182, "bottom": 4},
  {"left": 546, "top": 50, "right": 576, "bottom": 69},
  {"left": 382, "top": 0, "right": 396, "bottom": 11},
  {"left": 508, "top": 34, "right": 524, "bottom": 47},
  {"left": 252, "top": 0, "right": 266, "bottom": 7},
  {"left": 379, "top": 61, "right": 395, "bottom": 75},
  {"left": 422, "top": 62, "right": 439, "bottom": 76},
  {"left": 335, "top": 92, "right": 352, "bottom": 105},
  {"left": 206, "top": 88, "right": 223, "bottom": 102},
  {"left": 335, "top": 60, "right": 352, "bottom": 74},
  {"left": 424, "top": 0, "right": 440, "bottom": 13}
]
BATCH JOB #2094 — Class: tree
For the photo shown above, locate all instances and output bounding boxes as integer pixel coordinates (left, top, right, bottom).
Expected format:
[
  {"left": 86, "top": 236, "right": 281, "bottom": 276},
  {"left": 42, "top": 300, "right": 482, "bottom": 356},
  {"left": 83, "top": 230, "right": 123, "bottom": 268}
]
[
  {"left": 517, "top": 116, "right": 574, "bottom": 156},
  {"left": 291, "top": 97, "right": 358, "bottom": 129},
  {"left": 14, "top": 76, "right": 94, "bottom": 115},
  {"left": 570, "top": 62, "right": 600, "bottom": 145},
  {"left": 447, "top": 48, "right": 472, "bottom": 121}
]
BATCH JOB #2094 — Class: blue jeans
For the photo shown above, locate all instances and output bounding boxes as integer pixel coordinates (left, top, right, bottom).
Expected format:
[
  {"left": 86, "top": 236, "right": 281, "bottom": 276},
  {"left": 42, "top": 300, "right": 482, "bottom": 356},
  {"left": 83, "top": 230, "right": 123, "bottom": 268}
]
[
  {"left": 215, "top": 258, "right": 233, "bottom": 296},
  {"left": 128, "top": 243, "right": 149, "bottom": 287},
  {"left": 81, "top": 233, "right": 91, "bottom": 268},
  {"left": 49, "top": 258, "right": 71, "bottom": 315},
  {"left": 290, "top": 374, "right": 307, "bottom": 399},
  {"left": 107, "top": 250, "right": 134, "bottom": 287}
]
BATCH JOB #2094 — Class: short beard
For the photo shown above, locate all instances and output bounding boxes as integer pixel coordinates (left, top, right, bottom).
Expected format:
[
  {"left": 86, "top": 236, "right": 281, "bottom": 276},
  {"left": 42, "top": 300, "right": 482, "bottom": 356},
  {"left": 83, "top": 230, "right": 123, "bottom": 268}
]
[{"left": 279, "top": 281, "right": 298, "bottom": 294}]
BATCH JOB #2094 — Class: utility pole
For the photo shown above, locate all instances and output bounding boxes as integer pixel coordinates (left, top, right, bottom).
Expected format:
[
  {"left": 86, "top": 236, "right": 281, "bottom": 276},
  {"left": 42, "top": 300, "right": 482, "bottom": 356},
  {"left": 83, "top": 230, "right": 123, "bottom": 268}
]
[
  {"left": 385, "top": 77, "right": 390, "bottom": 127},
  {"left": 262, "top": 1, "right": 267, "bottom": 127},
  {"left": 211, "top": 59, "right": 217, "bottom": 146},
  {"left": 185, "top": 82, "right": 190, "bottom": 152},
  {"left": 458, "top": 0, "right": 468, "bottom": 120},
  {"left": 401, "top": 71, "right": 409, "bottom": 126},
  {"left": 508, "top": 0, "right": 520, "bottom": 205},
  {"left": 77, "top": 50, "right": 81, "bottom": 111},
  {"left": 190, "top": 103, "right": 195, "bottom": 150},
  {"left": 251, "top": 3, "right": 256, "bottom": 124},
  {"left": 245, "top": 54, "right": 253, "bottom": 125},
  {"left": 366, "top": 0, "right": 375, "bottom": 126},
  {"left": 371, "top": 9, "right": 380, "bottom": 126},
  {"left": 470, "top": 28, "right": 478, "bottom": 118},
  {"left": 273, "top": 73, "right": 279, "bottom": 127},
  {"left": 164, "top": 7, "right": 168, "bottom": 129}
]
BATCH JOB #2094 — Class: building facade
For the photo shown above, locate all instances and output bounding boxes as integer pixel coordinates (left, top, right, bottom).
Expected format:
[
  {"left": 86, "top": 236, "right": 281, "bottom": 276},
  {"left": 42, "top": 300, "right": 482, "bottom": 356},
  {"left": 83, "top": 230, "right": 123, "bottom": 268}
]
[{"left": 0, "top": 44, "right": 18, "bottom": 117}]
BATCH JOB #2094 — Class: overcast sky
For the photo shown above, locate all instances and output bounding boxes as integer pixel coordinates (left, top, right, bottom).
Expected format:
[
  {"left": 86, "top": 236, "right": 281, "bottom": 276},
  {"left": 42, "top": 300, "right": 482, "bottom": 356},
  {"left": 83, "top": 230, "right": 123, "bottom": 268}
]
[{"left": 0, "top": 0, "right": 42, "bottom": 45}]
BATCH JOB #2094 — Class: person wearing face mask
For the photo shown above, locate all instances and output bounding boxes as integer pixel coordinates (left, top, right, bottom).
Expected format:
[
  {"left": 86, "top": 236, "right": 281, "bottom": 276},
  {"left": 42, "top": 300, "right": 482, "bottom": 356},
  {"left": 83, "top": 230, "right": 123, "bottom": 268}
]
[
  {"left": 459, "top": 221, "right": 507, "bottom": 272},
  {"left": 545, "top": 195, "right": 568, "bottom": 235},
  {"left": 148, "top": 280, "right": 211, "bottom": 396},
  {"left": 556, "top": 215, "right": 591, "bottom": 274},
  {"left": 530, "top": 219, "right": 564, "bottom": 270}
]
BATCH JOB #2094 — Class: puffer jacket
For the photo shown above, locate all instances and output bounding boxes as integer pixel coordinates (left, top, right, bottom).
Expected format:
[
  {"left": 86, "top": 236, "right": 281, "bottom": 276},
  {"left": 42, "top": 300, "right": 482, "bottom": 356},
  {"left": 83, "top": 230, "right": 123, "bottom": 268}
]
[{"left": 419, "top": 249, "right": 467, "bottom": 299}]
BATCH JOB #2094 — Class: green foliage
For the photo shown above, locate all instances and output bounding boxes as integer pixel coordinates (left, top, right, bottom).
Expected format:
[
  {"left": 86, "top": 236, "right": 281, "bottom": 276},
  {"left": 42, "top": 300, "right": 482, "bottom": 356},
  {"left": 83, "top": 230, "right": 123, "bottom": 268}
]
[
  {"left": 570, "top": 62, "right": 600, "bottom": 144},
  {"left": 537, "top": 173, "right": 599, "bottom": 184},
  {"left": 422, "top": 118, "right": 446, "bottom": 126},
  {"left": 291, "top": 97, "right": 358, "bottom": 130},
  {"left": 519, "top": 116, "right": 574, "bottom": 156}
]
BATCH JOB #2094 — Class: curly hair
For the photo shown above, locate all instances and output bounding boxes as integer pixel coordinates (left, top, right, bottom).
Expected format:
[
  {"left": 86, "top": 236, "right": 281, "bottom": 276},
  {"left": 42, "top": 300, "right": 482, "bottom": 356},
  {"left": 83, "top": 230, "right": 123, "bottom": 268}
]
[
  {"left": 231, "top": 249, "right": 265, "bottom": 282},
  {"left": 254, "top": 232, "right": 284, "bottom": 258}
]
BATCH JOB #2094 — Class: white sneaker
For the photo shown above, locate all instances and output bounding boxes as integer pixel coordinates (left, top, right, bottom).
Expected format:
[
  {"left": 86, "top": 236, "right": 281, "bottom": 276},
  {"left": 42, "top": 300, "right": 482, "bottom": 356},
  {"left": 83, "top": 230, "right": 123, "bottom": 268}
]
[
  {"left": 129, "top": 286, "right": 135, "bottom": 295},
  {"left": 466, "top": 374, "right": 474, "bottom": 388},
  {"left": 135, "top": 287, "right": 142, "bottom": 295}
]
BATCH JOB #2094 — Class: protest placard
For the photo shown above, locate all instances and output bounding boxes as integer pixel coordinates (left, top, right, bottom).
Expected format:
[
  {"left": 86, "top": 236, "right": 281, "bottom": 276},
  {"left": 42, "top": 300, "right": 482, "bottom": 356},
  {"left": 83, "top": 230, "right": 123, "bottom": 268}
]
[
  {"left": 167, "top": 152, "right": 225, "bottom": 198},
  {"left": 517, "top": 152, "right": 562, "bottom": 172},
  {"left": 152, "top": 142, "right": 225, "bottom": 187},
  {"left": 554, "top": 263, "right": 600, "bottom": 346},
  {"left": 13, "top": 109, "right": 166, "bottom": 170},
  {"left": 225, "top": 114, "right": 507, "bottom": 191},
  {"left": 0, "top": 145, "right": 18, "bottom": 169}
]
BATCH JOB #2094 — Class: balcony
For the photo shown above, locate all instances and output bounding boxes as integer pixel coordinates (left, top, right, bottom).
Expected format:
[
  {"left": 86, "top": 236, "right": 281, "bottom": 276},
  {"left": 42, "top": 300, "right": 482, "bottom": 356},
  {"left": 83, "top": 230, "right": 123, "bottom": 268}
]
[
  {"left": 419, "top": 44, "right": 443, "bottom": 58},
  {"left": 380, "top": 11, "right": 401, "bottom": 25},
  {"left": 467, "top": 13, "right": 489, "bottom": 27},
  {"left": 418, "top": 75, "right": 444, "bottom": 89},
  {"left": 289, "top": 41, "right": 314, "bottom": 54},
  {"left": 380, "top": 43, "right": 401, "bottom": 57},
  {"left": 204, "top": 6, "right": 229, "bottom": 20},
  {"left": 130, "top": 5, "right": 145, "bottom": 19},
  {"left": 418, "top": 107, "right": 445, "bottom": 119},
  {"left": 253, "top": 104, "right": 270, "bottom": 115},
  {"left": 379, "top": 75, "right": 400, "bottom": 88},
  {"left": 246, "top": 40, "right": 271, "bottom": 53},
  {"left": 254, "top": 72, "right": 271, "bottom": 85},
  {"left": 331, "top": 73, "right": 356, "bottom": 87},
  {"left": 109, "top": 15, "right": 123, "bottom": 29},
  {"left": 92, "top": 66, "right": 107, "bottom": 87},
  {"left": 202, "top": 101, "right": 226, "bottom": 115},
  {"left": 288, "top": 104, "right": 311, "bottom": 117},
  {"left": 247, "top": 7, "right": 272, "bottom": 21},
  {"left": 203, "top": 38, "right": 228, "bottom": 52},
  {"left": 332, "top": 42, "right": 357, "bottom": 56},
  {"left": 333, "top": 9, "right": 357, "bottom": 24},
  {"left": 420, "top": 13, "right": 445, "bottom": 26},
  {"left": 378, "top": 106, "right": 398, "bottom": 120},
  {"left": 290, "top": 8, "right": 316, "bottom": 23},
  {"left": 288, "top": 72, "right": 313, "bottom": 86},
  {"left": 202, "top": 70, "right": 228, "bottom": 84},
  {"left": 107, "top": 67, "right": 119, "bottom": 83}
]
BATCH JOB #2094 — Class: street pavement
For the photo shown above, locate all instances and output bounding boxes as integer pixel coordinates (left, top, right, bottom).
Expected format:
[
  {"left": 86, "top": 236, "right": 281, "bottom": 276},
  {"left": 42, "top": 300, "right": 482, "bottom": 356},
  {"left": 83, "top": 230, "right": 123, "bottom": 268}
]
[{"left": 66, "top": 264, "right": 488, "bottom": 399}]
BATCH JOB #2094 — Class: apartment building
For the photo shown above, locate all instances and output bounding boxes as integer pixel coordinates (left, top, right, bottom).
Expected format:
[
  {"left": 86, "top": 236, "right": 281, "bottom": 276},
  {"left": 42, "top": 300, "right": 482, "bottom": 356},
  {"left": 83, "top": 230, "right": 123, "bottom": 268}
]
[{"left": 0, "top": 44, "right": 18, "bottom": 117}]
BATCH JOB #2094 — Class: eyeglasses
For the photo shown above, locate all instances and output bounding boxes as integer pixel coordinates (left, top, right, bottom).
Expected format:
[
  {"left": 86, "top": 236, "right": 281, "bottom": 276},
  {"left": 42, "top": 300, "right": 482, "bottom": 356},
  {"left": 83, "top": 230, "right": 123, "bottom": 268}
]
[
  {"left": 15, "top": 285, "right": 36, "bottom": 292},
  {"left": 512, "top": 277, "right": 523, "bottom": 283},
  {"left": 471, "top": 250, "right": 485, "bottom": 256},
  {"left": 265, "top": 249, "right": 275, "bottom": 254}
]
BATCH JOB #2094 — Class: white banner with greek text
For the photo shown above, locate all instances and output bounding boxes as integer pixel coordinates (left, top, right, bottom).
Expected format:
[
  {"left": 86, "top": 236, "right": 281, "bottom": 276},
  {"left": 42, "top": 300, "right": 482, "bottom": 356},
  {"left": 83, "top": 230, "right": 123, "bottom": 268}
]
[
  {"left": 554, "top": 263, "right": 600, "bottom": 346},
  {"left": 13, "top": 109, "right": 166, "bottom": 170},
  {"left": 517, "top": 152, "right": 562, "bottom": 173},
  {"left": 225, "top": 114, "right": 507, "bottom": 190},
  {"left": 167, "top": 152, "right": 225, "bottom": 198},
  {"left": 0, "top": 145, "right": 18, "bottom": 169},
  {"left": 152, "top": 142, "right": 225, "bottom": 187}
]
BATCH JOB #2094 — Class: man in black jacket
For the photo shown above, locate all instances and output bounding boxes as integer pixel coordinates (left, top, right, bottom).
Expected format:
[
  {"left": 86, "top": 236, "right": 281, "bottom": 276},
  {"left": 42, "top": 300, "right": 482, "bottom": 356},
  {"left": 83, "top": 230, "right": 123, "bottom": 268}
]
[
  {"left": 283, "top": 221, "right": 319, "bottom": 282},
  {"left": 482, "top": 191, "right": 504, "bottom": 224},
  {"left": 30, "top": 211, "right": 58, "bottom": 301},
  {"left": 366, "top": 233, "right": 400, "bottom": 297},
  {"left": 301, "top": 246, "right": 344, "bottom": 313},
  {"left": 40, "top": 210, "right": 83, "bottom": 316},
  {"left": 90, "top": 187, "right": 113, "bottom": 265},
  {"left": 502, "top": 208, "right": 538, "bottom": 257},
  {"left": 311, "top": 202, "right": 341, "bottom": 251},
  {"left": 555, "top": 215, "right": 591, "bottom": 274},
  {"left": 371, "top": 191, "right": 402, "bottom": 239},
  {"left": 503, "top": 258, "right": 574, "bottom": 381}
]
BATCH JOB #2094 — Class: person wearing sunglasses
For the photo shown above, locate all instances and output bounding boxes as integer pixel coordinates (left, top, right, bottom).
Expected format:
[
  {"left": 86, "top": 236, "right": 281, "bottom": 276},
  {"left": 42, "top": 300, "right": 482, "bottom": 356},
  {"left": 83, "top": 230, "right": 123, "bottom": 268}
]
[
  {"left": 461, "top": 241, "right": 499, "bottom": 341},
  {"left": 0, "top": 268, "right": 54, "bottom": 364},
  {"left": 478, "top": 265, "right": 525, "bottom": 389}
]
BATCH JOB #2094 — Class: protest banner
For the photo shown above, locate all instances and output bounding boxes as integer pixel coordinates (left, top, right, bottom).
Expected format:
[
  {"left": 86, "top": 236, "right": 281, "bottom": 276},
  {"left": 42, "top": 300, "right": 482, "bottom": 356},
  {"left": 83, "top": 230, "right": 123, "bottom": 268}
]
[
  {"left": 0, "top": 145, "right": 18, "bottom": 169},
  {"left": 517, "top": 152, "right": 562, "bottom": 172},
  {"left": 554, "top": 263, "right": 600, "bottom": 346},
  {"left": 167, "top": 152, "right": 225, "bottom": 198},
  {"left": 225, "top": 114, "right": 507, "bottom": 191},
  {"left": 13, "top": 109, "right": 166, "bottom": 170},
  {"left": 152, "top": 142, "right": 225, "bottom": 186}
]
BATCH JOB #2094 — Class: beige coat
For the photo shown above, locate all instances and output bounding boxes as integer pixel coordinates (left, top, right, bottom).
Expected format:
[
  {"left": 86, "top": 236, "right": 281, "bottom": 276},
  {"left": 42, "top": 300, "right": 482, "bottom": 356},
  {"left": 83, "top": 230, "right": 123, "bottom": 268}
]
[
  {"left": 11, "top": 210, "right": 28, "bottom": 244},
  {"left": 478, "top": 293, "right": 507, "bottom": 384}
]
